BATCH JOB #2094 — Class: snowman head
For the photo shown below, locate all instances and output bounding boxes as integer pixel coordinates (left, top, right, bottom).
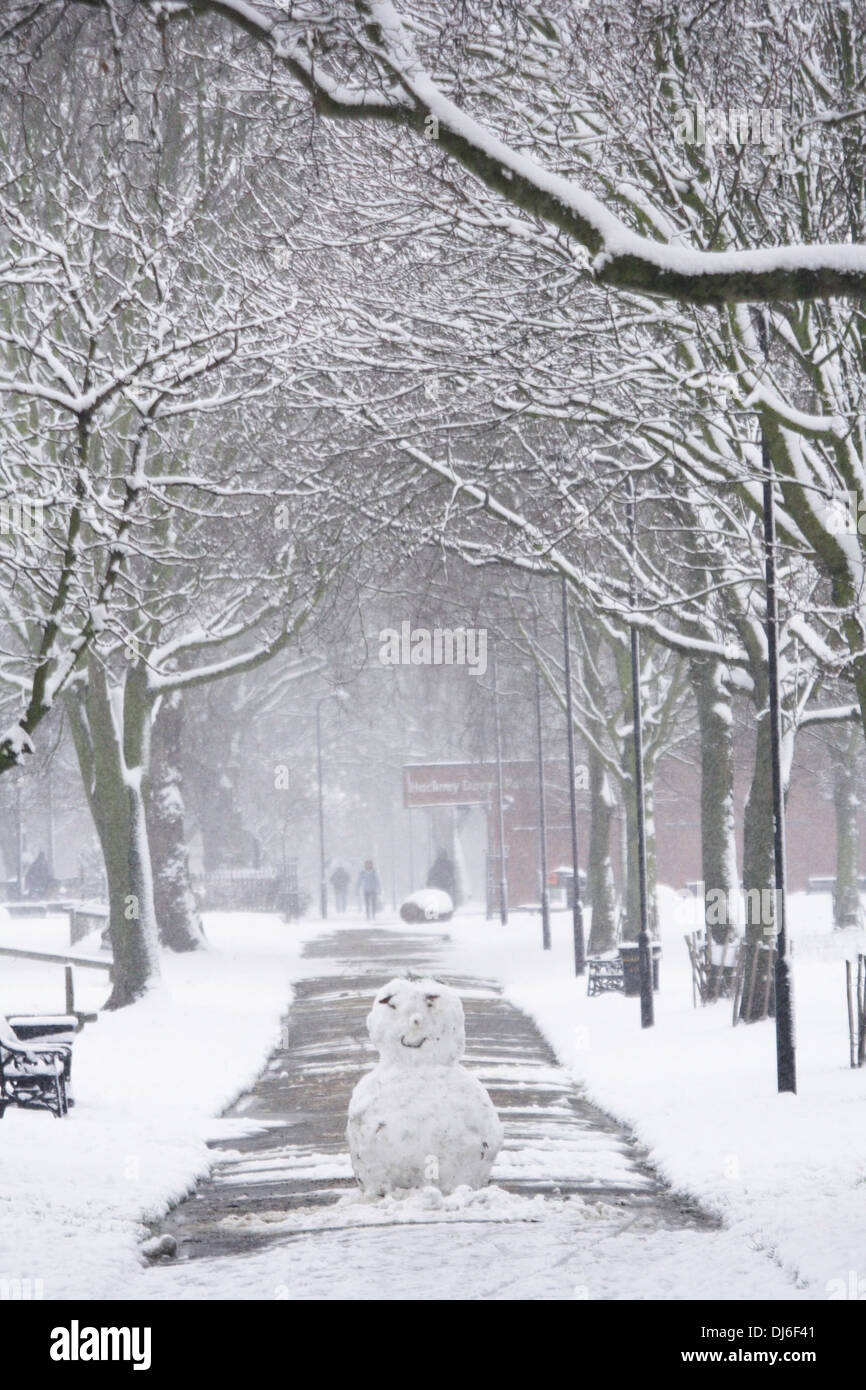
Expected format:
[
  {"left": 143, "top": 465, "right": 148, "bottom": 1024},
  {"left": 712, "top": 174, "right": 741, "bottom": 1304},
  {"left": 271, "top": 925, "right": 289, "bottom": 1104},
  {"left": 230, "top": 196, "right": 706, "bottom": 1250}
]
[{"left": 367, "top": 976, "right": 465, "bottom": 1066}]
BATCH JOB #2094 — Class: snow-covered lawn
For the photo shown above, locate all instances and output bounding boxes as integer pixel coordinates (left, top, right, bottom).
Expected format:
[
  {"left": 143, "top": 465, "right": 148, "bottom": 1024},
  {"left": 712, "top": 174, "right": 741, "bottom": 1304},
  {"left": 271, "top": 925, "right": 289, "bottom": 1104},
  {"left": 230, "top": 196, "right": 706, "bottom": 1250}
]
[
  {"left": 437, "top": 888, "right": 866, "bottom": 1299},
  {"left": 0, "top": 910, "right": 303, "bottom": 1299}
]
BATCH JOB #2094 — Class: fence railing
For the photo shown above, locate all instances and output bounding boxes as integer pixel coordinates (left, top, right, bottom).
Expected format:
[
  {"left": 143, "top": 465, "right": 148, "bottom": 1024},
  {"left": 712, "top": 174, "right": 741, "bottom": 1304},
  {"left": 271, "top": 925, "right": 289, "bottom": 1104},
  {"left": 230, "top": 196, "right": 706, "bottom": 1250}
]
[
  {"left": 684, "top": 931, "right": 741, "bottom": 1007},
  {"left": 731, "top": 941, "right": 777, "bottom": 1025},
  {"left": 197, "top": 862, "right": 303, "bottom": 919},
  {"left": 69, "top": 905, "right": 110, "bottom": 946}
]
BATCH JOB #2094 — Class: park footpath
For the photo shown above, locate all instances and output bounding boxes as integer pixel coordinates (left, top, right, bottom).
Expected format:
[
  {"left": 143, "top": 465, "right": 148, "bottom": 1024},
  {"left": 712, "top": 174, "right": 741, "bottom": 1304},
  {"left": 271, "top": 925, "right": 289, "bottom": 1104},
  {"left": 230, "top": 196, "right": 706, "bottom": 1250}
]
[{"left": 143, "top": 922, "right": 805, "bottom": 1301}]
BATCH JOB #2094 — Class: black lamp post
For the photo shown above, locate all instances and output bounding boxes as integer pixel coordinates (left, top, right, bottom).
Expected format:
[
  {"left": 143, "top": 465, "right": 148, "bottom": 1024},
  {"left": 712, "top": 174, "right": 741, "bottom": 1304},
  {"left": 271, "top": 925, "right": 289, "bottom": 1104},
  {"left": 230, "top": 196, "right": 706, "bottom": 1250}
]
[
  {"left": 15, "top": 774, "right": 24, "bottom": 900},
  {"left": 534, "top": 659, "right": 552, "bottom": 950},
  {"left": 755, "top": 314, "right": 796, "bottom": 1093},
  {"left": 316, "top": 689, "right": 346, "bottom": 920},
  {"left": 626, "top": 480, "right": 654, "bottom": 1028},
  {"left": 560, "top": 575, "right": 586, "bottom": 974},
  {"left": 491, "top": 650, "right": 508, "bottom": 925}
]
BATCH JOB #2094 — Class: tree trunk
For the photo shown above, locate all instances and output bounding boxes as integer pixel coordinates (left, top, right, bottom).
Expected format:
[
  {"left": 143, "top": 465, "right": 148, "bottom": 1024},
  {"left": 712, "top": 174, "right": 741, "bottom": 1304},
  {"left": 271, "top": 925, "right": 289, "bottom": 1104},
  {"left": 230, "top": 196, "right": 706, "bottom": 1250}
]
[
  {"left": 197, "top": 741, "right": 251, "bottom": 872},
  {"left": 692, "top": 656, "right": 739, "bottom": 945},
  {"left": 621, "top": 737, "right": 658, "bottom": 942},
  {"left": 66, "top": 660, "right": 161, "bottom": 1009},
  {"left": 0, "top": 792, "right": 19, "bottom": 883},
  {"left": 833, "top": 729, "right": 861, "bottom": 929},
  {"left": 645, "top": 777, "right": 659, "bottom": 936},
  {"left": 587, "top": 747, "right": 617, "bottom": 953},
  {"left": 147, "top": 691, "right": 205, "bottom": 952},
  {"left": 739, "top": 696, "right": 778, "bottom": 1022}
]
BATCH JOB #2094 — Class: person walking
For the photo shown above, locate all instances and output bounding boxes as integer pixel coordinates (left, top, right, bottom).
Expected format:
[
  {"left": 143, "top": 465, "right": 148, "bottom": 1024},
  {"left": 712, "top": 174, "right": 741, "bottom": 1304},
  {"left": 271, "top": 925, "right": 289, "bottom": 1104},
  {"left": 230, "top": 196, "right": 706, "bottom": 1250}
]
[
  {"left": 427, "top": 849, "right": 459, "bottom": 905},
  {"left": 330, "top": 863, "right": 350, "bottom": 913},
  {"left": 25, "top": 849, "right": 53, "bottom": 900},
  {"left": 357, "top": 860, "right": 381, "bottom": 920}
]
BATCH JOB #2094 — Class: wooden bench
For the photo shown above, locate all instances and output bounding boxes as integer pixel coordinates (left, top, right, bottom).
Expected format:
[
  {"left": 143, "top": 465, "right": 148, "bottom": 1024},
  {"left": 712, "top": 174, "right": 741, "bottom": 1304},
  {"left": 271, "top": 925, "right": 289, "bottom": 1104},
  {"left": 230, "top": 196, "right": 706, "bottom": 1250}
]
[
  {"left": 0, "top": 1014, "right": 76, "bottom": 1119},
  {"left": 587, "top": 955, "right": 624, "bottom": 996}
]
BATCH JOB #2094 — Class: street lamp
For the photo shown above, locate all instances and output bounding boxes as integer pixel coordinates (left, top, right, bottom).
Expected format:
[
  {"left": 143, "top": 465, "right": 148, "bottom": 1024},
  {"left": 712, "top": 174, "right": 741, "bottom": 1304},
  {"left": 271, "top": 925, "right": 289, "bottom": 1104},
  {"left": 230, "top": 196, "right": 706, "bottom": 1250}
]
[
  {"left": 560, "top": 576, "right": 586, "bottom": 975},
  {"left": 316, "top": 688, "right": 347, "bottom": 920},
  {"left": 626, "top": 480, "right": 654, "bottom": 1029},
  {"left": 14, "top": 772, "right": 24, "bottom": 900},
  {"left": 491, "top": 650, "right": 508, "bottom": 925},
  {"left": 534, "top": 658, "right": 551, "bottom": 950},
  {"left": 755, "top": 312, "right": 796, "bottom": 1094}
]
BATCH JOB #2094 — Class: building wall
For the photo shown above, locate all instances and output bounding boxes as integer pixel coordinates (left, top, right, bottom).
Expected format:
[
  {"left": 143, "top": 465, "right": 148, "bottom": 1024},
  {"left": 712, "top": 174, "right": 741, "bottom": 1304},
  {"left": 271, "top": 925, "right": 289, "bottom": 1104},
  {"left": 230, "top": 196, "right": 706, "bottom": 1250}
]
[
  {"left": 414, "top": 746, "right": 866, "bottom": 913},
  {"left": 651, "top": 753, "right": 865, "bottom": 892},
  {"left": 486, "top": 753, "right": 864, "bottom": 909}
]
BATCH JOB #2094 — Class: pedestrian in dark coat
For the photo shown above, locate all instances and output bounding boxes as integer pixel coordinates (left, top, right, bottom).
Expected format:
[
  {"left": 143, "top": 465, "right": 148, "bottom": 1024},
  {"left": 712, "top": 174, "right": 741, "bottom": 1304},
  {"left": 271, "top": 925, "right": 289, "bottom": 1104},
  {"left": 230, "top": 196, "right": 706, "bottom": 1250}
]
[{"left": 330, "top": 864, "right": 350, "bottom": 913}]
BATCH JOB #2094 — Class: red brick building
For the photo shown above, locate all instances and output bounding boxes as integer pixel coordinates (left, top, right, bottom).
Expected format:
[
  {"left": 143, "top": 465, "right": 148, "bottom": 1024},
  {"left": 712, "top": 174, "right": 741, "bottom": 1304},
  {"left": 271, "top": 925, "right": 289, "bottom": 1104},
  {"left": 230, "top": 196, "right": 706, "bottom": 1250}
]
[{"left": 405, "top": 746, "right": 864, "bottom": 911}]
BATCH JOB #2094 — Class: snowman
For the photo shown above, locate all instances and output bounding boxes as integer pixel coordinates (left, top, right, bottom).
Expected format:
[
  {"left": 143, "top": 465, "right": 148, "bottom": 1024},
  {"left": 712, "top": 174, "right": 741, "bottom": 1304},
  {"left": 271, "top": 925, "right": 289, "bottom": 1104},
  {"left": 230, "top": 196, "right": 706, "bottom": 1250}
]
[{"left": 347, "top": 975, "right": 503, "bottom": 1196}]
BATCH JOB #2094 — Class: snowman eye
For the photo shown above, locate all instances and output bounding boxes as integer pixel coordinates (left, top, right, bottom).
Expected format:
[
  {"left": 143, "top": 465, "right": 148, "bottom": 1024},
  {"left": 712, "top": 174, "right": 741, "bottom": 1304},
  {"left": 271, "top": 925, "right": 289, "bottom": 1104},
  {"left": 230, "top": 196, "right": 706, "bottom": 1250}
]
[
  {"left": 379, "top": 995, "right": 396, "bottom": 1008},
  {"left": 425, "top": 995, "right": 439, "bottom": 1006}
]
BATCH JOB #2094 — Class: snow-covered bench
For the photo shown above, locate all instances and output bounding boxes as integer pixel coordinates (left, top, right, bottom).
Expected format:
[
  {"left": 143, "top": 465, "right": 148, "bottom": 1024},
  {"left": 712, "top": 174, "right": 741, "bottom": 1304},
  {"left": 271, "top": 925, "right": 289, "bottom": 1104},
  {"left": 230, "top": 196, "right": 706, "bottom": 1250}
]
[
  {"left": 586, "top": 955, "right": 624, "bottom": 996},
  {"left": 0, "top": 1014, "right": 75, "bottom": 1119}
]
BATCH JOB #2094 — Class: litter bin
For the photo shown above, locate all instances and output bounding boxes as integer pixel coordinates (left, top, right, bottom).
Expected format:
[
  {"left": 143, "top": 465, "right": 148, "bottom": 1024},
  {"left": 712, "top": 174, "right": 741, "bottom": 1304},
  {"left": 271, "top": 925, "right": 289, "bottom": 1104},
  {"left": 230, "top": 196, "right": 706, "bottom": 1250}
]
[
  {"left": 547, "top": 867, "right": 588, "bottom": 908},
  {"left": 618, "top": 942, "right": 661, "bottom": 996}
]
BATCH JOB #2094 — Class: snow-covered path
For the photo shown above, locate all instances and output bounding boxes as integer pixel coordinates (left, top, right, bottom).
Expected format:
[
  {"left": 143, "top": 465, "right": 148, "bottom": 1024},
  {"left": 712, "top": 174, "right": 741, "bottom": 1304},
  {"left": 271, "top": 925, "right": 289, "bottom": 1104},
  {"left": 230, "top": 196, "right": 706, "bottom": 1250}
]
[{"left": 142, "top": 923, "right": 805, "bottom": 1300}]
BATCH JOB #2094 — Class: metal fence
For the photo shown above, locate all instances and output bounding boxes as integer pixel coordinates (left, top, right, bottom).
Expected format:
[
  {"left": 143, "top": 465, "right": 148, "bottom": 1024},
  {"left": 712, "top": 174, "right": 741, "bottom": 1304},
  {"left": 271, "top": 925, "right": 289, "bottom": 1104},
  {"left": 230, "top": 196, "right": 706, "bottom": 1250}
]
[{"left": 197, "top": 863, "right": 304, "bottom": 919}]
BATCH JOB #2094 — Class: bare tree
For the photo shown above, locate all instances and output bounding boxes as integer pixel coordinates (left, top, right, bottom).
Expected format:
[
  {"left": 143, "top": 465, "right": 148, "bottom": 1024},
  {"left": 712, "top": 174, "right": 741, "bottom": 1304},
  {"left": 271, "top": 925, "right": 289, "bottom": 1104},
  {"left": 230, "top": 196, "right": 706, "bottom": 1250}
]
[{"left": 8, "top": 0, "right": 865, "bottom": 301}]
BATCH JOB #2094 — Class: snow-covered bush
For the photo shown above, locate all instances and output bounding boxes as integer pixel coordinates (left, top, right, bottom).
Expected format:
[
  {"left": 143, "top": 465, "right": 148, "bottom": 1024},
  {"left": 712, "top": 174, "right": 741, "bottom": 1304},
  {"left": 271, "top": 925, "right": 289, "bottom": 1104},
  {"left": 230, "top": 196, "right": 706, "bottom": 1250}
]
[{"left": 399, "top": 889, "right": 454, "bottom": 923}]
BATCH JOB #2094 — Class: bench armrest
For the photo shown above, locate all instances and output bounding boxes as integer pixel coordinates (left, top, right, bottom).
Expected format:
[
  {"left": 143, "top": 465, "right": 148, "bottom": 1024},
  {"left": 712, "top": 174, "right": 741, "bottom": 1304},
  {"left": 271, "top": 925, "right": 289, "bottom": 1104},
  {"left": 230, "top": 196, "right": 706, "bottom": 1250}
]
[
  {"left": 1, "top": 1040, "right": 41, "bottom": 1062},
  {"left": 2, "top": 1043, "right": 69, "bottom": 1071}
]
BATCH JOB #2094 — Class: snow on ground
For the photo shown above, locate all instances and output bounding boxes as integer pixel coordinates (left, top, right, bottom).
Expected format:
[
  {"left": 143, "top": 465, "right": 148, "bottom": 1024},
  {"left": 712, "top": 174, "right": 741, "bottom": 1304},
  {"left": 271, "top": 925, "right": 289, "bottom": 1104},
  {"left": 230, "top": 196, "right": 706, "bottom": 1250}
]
[
  {"left": 0, "top": 910, "right": 109, "bottom": 1017},
  {"left": 433, "top": 889, "right": 866, "bottom": 1299},
  {"left": 2, "top": 894, "right": 863, "bottom": 1301},
  {"left": 144, "top": 1190, "right": 805, "bottom": 1302},
  {"left": 0, "top": 911, "right": 303, "bottom": 1299},
  {"left": 142, "top": 907, "right": 817, "bottom": 1301}
]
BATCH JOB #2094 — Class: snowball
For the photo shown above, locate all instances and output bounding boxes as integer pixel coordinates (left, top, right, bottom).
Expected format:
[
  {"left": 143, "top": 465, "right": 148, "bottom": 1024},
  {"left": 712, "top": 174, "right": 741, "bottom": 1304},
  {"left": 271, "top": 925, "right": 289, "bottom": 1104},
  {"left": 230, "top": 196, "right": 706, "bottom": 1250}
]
[{"left": 347, "top": 977, "right": 503, "bottom": 1197}]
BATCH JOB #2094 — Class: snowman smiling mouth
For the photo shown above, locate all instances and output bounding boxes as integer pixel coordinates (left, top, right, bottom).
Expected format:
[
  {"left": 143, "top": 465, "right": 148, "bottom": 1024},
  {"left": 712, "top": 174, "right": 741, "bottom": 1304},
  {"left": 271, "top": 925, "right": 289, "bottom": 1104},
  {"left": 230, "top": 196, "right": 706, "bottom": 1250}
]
[{"left": 401, "top": 1035, "right": 427, "bottom": 1049}]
